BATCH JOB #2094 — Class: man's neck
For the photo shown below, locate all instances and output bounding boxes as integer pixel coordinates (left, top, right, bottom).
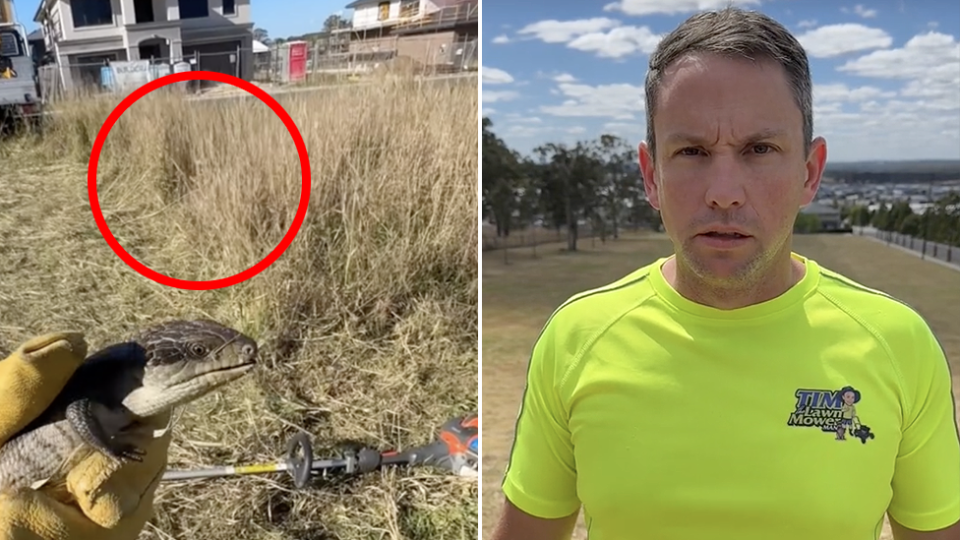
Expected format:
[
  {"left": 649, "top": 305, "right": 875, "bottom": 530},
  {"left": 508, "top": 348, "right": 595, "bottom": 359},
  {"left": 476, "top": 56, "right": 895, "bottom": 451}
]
[{"left": 662, "top": 253, "right": 806, "bottom": 310}]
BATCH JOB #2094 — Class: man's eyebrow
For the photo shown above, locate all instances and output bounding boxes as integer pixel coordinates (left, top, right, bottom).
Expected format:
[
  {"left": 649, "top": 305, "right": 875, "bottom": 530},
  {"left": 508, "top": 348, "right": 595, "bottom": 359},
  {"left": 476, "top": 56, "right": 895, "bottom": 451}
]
[{"left": 665, "top": 128, "right": 787, "bottom": 145}]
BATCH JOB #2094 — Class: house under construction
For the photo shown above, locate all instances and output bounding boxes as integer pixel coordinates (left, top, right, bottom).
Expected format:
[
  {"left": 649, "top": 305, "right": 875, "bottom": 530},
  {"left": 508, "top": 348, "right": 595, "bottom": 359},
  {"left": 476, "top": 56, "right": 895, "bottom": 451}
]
[{"left": 335, "top": 0, "right": 478, "bottom": 73}]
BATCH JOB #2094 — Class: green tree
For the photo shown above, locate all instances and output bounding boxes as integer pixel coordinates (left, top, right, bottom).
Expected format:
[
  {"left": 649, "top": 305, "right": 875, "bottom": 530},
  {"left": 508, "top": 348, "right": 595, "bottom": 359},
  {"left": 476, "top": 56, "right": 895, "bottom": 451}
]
[
  {"left": 888, "top": 201, "right": 914, "bottom": 233},
  {"left": 253, "top": 27, "right": 272, "bottom": 46},
  {"left": 847, "top": 204, "right": 872, "bottom": 227},
  {"left": 482, "top": 117, "right": 522, "bottom": 237},
  {"left": 872, "top": 203, "right": 892, "bottom": 231},
  {"left": 591, "top": 134, "right": 640, "bottom": 240},
  {"left": 900, "top": 214, "right": 923, "bottom": 237},
  {"left": 323, "top": 14, "right": 351, "bottom": 32},
  {"left": 533, "top": 141, "right": 601, "bottom": 251},
  {"left": 794, "top": 213, "right": 822, "bottom": 234}
]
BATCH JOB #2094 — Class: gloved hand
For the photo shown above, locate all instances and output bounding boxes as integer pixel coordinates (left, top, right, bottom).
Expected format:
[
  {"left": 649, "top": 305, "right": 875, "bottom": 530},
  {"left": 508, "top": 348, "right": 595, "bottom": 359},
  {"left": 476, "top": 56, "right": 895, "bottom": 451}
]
[{"left": 0, "top": 332, "right": 172, "bottom": 539}]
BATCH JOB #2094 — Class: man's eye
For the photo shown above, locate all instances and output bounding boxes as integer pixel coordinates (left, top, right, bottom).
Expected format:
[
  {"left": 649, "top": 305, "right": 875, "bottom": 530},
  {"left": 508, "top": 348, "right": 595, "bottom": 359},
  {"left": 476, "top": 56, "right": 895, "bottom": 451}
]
[
  {"left": 751, "top": 144, "right": 773, "bottom": 154},
  {"left": 678, "top": 147, "right": 702, "bottom": 156}
]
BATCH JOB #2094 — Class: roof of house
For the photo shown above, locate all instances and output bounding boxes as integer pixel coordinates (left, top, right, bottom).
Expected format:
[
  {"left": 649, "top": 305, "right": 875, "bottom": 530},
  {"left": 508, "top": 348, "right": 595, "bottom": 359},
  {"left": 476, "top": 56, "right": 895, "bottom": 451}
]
[{"left": 33, "top": 0, "right": 52, "bottom": 23}]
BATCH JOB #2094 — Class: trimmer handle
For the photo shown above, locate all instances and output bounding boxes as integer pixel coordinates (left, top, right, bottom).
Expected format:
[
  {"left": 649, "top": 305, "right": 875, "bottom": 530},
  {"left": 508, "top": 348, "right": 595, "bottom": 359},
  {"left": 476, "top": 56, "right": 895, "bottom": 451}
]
[
  {"left": 283, "top": 412, "right": 479, "bottom": 487},
  {"left": 393, "top": 412, "right": 478, "bottom": 476}
]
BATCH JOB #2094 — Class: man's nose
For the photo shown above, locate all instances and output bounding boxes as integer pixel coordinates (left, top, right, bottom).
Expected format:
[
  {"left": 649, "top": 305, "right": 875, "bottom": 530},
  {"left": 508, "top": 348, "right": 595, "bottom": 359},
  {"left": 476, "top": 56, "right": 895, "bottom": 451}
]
[{"left": 703, "top": 154, "right": 747, "bottom": 209}]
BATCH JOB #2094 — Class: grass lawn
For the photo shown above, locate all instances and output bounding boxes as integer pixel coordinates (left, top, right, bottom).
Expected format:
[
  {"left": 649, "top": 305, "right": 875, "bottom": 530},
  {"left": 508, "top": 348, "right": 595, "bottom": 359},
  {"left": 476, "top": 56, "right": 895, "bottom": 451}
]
[
  {"left": 481, "top": 232, "right": 960, "bottom": 540},
  {"left": 1, "top": 74, "right": 477, "bottom": 540}
]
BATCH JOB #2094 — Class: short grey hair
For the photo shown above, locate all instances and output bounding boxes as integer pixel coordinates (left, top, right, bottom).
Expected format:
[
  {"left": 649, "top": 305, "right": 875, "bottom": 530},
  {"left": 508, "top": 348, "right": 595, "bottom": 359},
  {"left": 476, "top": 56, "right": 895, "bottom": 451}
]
[{"left": 644, "top": 6, "right": 813, "bottom": 159}]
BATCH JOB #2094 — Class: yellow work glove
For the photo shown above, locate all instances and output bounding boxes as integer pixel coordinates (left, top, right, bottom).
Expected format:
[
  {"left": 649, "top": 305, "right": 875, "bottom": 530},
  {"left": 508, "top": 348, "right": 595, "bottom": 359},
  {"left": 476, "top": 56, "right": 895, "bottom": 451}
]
[{"left": 0, "top": 332, "right": 173, "bottom": 539}]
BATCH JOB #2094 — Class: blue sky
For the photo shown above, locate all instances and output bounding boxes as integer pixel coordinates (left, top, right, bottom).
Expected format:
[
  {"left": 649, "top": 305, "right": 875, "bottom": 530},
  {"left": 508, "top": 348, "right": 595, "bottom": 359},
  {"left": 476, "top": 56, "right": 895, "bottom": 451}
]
[
  {"left": 15, "top": 0, "right": 345, "bottom": 39},
  {"left": 482, "top": 0, "right": 960, "bottom": 162}
]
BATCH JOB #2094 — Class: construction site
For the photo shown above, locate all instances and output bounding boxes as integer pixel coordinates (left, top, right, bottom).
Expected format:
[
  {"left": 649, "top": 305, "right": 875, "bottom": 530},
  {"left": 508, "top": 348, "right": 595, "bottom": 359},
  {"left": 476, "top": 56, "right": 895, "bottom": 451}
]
[
  {"left": 1, "top": 0, "right": 477, "bottom": 110},
  {"left": 253, "top": 0, "right": 479, "bottom": 83}
]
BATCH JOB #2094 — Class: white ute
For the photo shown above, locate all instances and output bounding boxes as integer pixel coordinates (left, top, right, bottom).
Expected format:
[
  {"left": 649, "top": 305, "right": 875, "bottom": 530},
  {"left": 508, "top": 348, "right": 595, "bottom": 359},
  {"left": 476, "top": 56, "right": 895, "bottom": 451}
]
[{"left": 0, "top": 0, "right": 42, "bottom": 131}]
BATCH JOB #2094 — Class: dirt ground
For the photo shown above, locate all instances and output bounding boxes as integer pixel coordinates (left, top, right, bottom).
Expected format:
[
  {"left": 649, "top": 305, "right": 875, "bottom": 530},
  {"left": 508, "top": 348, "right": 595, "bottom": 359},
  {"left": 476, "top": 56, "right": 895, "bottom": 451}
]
[{"left": 481, "top": 232, "right": 960, "bottom": 540}]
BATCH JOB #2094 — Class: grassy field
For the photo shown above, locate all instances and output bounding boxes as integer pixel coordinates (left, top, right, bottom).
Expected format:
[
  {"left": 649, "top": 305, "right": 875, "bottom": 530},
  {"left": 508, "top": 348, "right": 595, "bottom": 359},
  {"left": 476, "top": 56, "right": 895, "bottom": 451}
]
[
  {"left": 0, "top": 73, "right": 478, "bottom": 539},
  {"left": 481, "top": 232, "right": 960, "bottom": 540}
]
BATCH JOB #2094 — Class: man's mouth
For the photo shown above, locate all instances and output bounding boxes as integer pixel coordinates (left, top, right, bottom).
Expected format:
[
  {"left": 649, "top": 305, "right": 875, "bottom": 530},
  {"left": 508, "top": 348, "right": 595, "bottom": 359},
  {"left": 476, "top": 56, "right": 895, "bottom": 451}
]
[{"left": 701, "top": 231, "right": 749, "bottom": 239}]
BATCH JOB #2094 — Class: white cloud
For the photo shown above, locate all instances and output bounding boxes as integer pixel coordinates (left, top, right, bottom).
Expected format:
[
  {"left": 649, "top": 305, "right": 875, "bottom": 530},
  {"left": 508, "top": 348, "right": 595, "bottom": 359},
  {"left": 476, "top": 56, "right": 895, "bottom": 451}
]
[
  {"left": 812, "top": 98, "right": 960, "bottom": 160},
  {"left": 514, "top": 18, "right": 662, "bottom": 59},
  {"left": 600, "top": 121, "right": 646, "bottom": 142},
  {"left": 502, "top": 113, "right": 544, "bottom": 124},
  {"left": 841, "top": 4, "right": 878, "bottom": 18},
  {"left": 813, "top": 83, "right": 896, "bottom": 103},
  {"left": 554, "top": 73, "right": 577, "bottom": 83},
  {"left": 567, "top": 25, "right": 662, "bottom": 59},
  {"left": 837, "top": 32, "right": 960, "bottom": 80},
  {"left": 804, "top": 33, "right": 960, "bottom": 160},
  {"left": 796, "top": 24, "right": 892, "bottom": 58},
  {"left": 797, "top": 19, "right": 817, "bottom": 29},
  {"left": 836, "top": 32, "right": 960, "bottom": 115},
  {"left": 540, "top": 82, "right": 645, "bottom": 118},
  {"left": 516, "top": 18, "right": 620, "bottom": 44},
  {"left": 483, "top": 90, "right": 520, "bottom": 104},
  {"left": 603, "top": 0, "right": 761, "bottom": 16},
  {"left": 483, "top": 67, "right": 514, "bottom": 85},
  {"left": 504, "top": 124, "right": 548, "bottom": 139},
  {"left": 492, "top": 35, "right": 510, "bottom": 44}
]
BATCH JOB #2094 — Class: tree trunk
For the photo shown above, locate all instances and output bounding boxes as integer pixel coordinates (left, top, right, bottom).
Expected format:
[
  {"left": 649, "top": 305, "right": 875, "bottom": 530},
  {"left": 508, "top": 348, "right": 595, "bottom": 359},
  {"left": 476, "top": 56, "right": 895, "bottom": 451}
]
[
  {"left": 612, "top": 204, "right": 620, "bottom": 239},
  {"left": 565, "top": 193, "right": 577, "bottom": 251}
]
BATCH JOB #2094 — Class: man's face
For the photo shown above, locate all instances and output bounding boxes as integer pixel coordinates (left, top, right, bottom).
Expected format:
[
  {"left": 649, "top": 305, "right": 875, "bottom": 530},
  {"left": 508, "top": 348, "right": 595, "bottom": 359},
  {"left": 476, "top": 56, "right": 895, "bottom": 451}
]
[{"left": 639, "top": 53, "right": 827, "bottom": 286}]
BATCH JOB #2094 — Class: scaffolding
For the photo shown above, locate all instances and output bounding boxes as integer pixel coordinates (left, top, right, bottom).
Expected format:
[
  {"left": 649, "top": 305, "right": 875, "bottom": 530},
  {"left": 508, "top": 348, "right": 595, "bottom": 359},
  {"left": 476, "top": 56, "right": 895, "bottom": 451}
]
[
  {"left": 325, "top": 1, "right": 477, "bottom": 74},
  {"left": 391, "top": 1, "right": 478, "bottom": 32}
]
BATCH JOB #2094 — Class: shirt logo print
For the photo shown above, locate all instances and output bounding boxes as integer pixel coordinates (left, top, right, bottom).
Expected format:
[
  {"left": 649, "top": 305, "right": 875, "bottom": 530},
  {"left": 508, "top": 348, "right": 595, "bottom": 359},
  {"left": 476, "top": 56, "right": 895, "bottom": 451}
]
[{"left": 787, "top": 386, "right": 876, "bottom": 444}]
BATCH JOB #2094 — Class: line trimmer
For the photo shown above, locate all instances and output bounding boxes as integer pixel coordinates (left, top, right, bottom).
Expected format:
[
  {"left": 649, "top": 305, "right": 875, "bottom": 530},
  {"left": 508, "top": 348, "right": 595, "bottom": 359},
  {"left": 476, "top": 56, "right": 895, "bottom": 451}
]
[{"left": 161, "top": 412, "right": 479, "bottom": 488}]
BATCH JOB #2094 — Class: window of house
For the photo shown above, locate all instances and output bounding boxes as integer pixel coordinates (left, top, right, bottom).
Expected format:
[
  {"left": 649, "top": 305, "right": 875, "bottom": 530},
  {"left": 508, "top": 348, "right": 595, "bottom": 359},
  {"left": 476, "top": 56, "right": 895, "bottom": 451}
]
[
  {"left": 178, "top": 0, "right": 209, "bottom": 19},
  {"left": 223, "top": 0, "right": 236, "bottom": 15},
  {"left": 399, "top": 0, "right": 418, "bottom": 18},
  {"left": 71, "top": 0, "right": 114, "bottom": 28},
  {"left": 133, "top": 0, "right": 154, "bottom": 23},
  {"left": 377, "top": 2, "right": 390, "bottom": 21}
]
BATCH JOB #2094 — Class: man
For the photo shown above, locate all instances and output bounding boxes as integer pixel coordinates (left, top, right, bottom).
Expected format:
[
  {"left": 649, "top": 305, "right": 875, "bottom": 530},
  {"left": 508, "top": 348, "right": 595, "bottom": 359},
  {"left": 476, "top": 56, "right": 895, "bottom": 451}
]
[
  {"left": 0, "top": 332, "right": 170, "bottom": 539},
  {"left": 491, "top": 7, "right": 960, "bottom": 540}
]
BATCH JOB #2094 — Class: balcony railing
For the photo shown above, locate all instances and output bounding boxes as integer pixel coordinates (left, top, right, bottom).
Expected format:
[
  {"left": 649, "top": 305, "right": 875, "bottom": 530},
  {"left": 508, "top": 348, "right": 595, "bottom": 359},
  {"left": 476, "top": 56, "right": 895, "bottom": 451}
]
[{"left": 392, "top": 1, "right": 478, "bottom": 31}]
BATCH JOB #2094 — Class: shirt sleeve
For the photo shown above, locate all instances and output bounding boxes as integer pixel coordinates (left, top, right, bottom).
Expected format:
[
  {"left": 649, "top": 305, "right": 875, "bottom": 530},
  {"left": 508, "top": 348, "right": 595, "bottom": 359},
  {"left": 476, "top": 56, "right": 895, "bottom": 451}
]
[
  {"left": 887, "top": 321, "right": 960, "bottom": 531},
  {"left": 500, "top": 313, "right": 581, "bottom": 519}
]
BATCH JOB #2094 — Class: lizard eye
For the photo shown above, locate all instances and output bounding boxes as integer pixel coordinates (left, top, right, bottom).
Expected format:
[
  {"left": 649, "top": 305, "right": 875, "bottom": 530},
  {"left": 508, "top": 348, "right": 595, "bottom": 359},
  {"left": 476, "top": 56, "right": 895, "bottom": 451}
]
[{"left": 191, "top": 343, "right": 208, "bottom": 356}]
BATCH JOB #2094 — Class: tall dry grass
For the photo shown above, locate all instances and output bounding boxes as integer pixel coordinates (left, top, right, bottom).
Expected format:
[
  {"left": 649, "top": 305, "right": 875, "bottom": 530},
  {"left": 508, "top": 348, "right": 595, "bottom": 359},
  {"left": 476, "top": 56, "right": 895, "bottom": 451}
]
[{"left": 0, "top": 74, "right": 478, "bottom": 539}]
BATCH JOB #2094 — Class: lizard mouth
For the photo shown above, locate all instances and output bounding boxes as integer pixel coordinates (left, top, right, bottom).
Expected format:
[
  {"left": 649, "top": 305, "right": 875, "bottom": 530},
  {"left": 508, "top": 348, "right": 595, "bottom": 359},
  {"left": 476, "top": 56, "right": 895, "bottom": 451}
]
[
  {"left": 126, "top": 360, "right": 257, "bottom": 417},
  {"left": 187, "top": 360, "right": 256, "bottom": 387}
]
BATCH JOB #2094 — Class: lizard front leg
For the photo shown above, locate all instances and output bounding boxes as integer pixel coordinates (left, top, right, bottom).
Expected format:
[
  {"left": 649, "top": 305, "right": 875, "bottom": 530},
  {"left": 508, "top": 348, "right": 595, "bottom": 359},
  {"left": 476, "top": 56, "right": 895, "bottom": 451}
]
[{"left": 65, "top": 399, "right": 147, "bottom": 463}]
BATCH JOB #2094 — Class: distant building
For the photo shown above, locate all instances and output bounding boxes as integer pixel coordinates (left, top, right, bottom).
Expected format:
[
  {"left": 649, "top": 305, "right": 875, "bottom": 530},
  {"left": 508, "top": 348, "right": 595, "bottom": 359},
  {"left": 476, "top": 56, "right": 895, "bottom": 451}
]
[
  {"left": 33, "top": 0, "right": 256, "bottom": 92},
  {"left": 800, "top": 202, "right": 842, "bottom": 231},
  {"left": 339, "top": 0, "right": 477, "bottom": 71}
]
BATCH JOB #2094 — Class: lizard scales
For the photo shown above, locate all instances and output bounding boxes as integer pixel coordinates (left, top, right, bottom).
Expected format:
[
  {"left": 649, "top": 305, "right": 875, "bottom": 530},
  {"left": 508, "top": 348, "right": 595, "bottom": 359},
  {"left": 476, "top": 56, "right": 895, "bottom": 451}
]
[{"left": 0, "top": 319, "right": 258, "bottom": 494}]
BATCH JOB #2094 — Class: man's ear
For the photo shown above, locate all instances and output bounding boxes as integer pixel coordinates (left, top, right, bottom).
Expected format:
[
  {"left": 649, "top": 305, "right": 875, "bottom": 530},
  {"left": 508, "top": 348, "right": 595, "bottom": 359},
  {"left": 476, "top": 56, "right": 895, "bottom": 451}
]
[
  {"left": 801, "top": 136, "right": 828, "bottom": 206},
  {"left": 638, "top": 141, "right": 661, "bottom": 211}
]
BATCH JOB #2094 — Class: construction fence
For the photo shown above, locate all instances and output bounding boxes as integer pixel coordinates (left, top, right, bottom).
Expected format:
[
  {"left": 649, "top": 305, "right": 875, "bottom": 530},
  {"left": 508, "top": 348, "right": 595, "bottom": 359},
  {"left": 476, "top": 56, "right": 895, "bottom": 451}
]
[
  {"left": 37, "top": 46, "right": 249, "bottom": 102},
  {"left": 36, "top": 36, "right": 478, "bottom": 102},
  {"left": 252, "top": 36, "right": 478, "bottom": 83}
]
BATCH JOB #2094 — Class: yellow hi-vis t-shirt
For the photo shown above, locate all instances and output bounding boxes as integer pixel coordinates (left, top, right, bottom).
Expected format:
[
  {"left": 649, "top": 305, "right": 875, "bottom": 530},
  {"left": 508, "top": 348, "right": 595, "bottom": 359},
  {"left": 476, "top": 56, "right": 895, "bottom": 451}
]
[{"left": 501, "top": 253, "right": 960, "bottom": 540}]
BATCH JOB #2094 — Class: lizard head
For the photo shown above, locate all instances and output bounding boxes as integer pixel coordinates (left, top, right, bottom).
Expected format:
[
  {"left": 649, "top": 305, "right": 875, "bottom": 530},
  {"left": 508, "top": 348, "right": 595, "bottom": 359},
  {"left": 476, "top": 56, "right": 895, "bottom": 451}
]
[{"left": 123, "top": 319, "right": 259, "bottom": 416}]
